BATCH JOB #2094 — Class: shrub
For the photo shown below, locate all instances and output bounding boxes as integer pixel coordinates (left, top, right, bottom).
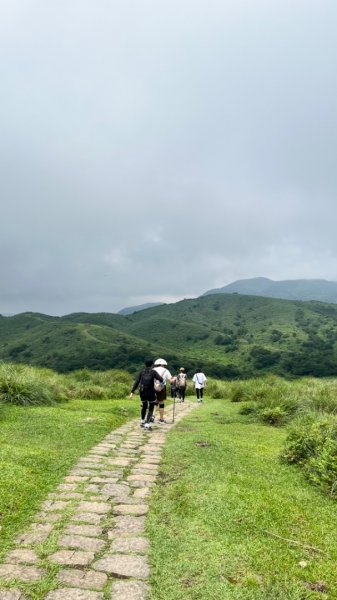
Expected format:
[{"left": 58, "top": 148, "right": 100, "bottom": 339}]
[
  {"left": 239, "top": 403, "right": 256, "bottom": 416},
  {"left": 229, "top": 384, "right": 249, "bottom": 402},
  {"left": 258, "top": 406, "right": 288, "bottom": 426},
  {"left": 282, "top": 414, "right": 337, "bottom": 496}
]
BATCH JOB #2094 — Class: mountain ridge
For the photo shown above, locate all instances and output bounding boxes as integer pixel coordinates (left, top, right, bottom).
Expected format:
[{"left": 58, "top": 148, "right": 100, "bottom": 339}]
[{"left": 203, "top": 277, "right": 337, "bottom": 303}]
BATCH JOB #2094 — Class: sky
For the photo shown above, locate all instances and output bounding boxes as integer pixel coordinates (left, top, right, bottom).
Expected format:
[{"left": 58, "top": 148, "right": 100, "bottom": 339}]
[{"left": 1, "top": 0, "right": 337, "bottom": 315}]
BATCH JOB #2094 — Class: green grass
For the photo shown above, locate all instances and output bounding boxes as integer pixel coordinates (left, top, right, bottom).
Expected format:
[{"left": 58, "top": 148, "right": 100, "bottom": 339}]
[
  {"left": 148, "top": 400, "right": 337, "bottom": 599},
  {"left": 0, "top": 397, "right": 139, "bottom": 561}
]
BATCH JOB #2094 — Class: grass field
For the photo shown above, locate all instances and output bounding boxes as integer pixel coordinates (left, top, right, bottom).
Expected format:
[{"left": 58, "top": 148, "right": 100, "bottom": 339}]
[
  {"left": 148, "top": 399, "right": 337, "bottom": 599},
  {"left": 0, "top": 397, "right": 139, "bottom": 561}
]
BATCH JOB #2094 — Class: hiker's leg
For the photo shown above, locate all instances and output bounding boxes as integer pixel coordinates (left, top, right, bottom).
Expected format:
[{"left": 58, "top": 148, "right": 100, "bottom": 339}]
[
  {"left": 141, "top": 399, "right": 148, "bottom": 420},
  {"left": 200, "top": 388, "right": 204, "bottom": 401},
  {"left": 181, "top": 387, "right": 186, "bottom": 402},
  {"left": 147, "top": 399, "right": 155, "bottom": 423}
]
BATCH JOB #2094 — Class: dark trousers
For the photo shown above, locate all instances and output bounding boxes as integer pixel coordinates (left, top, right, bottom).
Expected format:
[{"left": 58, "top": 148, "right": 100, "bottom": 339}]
[
  {"left": 178, "top": 386, "right": 186, "bottom": 401},
  {"left": 140, "top": 394, "right": 156, "bottom": 422},
  {"left": 196, "top": 388, "right": 204, "bottom": 400}
]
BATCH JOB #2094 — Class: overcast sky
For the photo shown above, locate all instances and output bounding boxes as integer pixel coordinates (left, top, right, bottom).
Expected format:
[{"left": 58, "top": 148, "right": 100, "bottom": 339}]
[{"left": 1, "top": 0, "right": 337, "bottom": 315}]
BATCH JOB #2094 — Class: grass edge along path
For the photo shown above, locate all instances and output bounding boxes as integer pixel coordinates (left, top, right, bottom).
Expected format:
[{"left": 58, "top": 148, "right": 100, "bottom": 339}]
[
  {"left": 0, "top": 398, "right": 139, "bottom": 561},
  {"left": 147, "top": 400, "right": 337, "bottom": 599}
]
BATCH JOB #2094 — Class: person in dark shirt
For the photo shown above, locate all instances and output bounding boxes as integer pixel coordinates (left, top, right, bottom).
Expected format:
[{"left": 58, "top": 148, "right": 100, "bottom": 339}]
[{"left": 129, "top": 359, "right": 163, "bottom": 430}]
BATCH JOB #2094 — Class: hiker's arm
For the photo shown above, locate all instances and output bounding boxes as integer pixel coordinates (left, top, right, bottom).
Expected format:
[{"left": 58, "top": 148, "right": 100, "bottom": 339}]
[
  {"left": 130, "top": 372, "right": 141, "bottom": 397},
  {"left": 153, "top": 372, "right": 164, "bottom": 383}
]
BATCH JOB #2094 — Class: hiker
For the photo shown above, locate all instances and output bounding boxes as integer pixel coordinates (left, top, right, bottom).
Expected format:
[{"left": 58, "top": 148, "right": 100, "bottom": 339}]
[
  {"left": 176, "top": 367, "right": 187, "bottom": 402},
  {"left": 153, "top": 358, "right": 176, "bottom": 424},
  {"left": 129, "top": 359, "right": 163, "bottom": 430},
  {"left": 192, "top": 368, "right": 207, "bottom": 402}
]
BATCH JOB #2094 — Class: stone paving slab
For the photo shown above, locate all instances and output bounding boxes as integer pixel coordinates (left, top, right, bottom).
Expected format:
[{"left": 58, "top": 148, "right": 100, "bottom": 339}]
[
  {"left": 93, "top": 554, "right": 149, "bottom": 579},
  {"left": 127, "top": 474, "right": 156, "bottom": 483},
  {"left": 59, "top": 535, "right": 105, "bottom": 553},
  {"left": 107, "top": 458, "right": 133, "bottom": 467},
  {"left": 49, "top": 551, "right": 95, "bottom": 566},
  {"left": 90, "top": 477, "right": 119, "bottom": 484},
  {"left": 64, "top": 525, "right": 103, "bottom": 538},
  {"left": 45, "top": 590, "right": 103, "bottom": 600},
  {"left": 0, "top": 590, "right": 23, "bottom": 600},
  {"left": 73, "top": 513, "right": 105, "bottom": 524},
  {"left": 109, "top": 580, "right": 150, "bottom": 600},
  {"left": 36, "top": 511, "right": 62, "bottom": 523},
  {"left": 41, "top": 500, "right": 71, "bottom": 512},
  {"left": 113, "top": 504, "right": 148, "bottom": 516},
  {"left": 110, "top": 516, "right": 146, "bottom": 535},
  {"left": 4, "top": 550, "right": 38, "bottom": 565},
  {"left": 16, "top": 523, "right": 53, "bottom": 546},
  {"left": 57, "top": 568, "right": 107, "bottom": 590},
  {"left": 133, "top": 488, "right": 151, "bottom": 499},
  {"left": 0, "top": 564, "right": 45, "bottom": 582},
  {"left": 77, "top": 502, "right": 110, "bottom": 514},
  {"left": 58, "top": 483, "right": 79, "bottom": 491},
  {"left": 109, "top": 536, "right": 149, "bottom": 554}
]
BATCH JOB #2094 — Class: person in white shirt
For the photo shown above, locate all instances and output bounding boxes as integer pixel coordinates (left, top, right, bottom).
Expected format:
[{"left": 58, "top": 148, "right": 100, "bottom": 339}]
[
  {"left": 192, "top": 368, "right": 207, "bottom": 402},
  {"left": 153, "top": 358, "right": 176, "bottom": 424}
]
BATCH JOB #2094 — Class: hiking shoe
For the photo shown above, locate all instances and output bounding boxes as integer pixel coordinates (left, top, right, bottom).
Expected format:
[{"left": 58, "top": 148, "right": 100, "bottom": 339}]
[
  {"left": 144, "top": 423, "right": 152, "bottom": 431},
  {"left": 158, "top": 419, "right": 166, "bottom": 424},
  {"left": 150, "top": 416, "right": 155, "bottom": 423},
  {"left": 140, "top": 420, "right": 146, "bottom": 427}
]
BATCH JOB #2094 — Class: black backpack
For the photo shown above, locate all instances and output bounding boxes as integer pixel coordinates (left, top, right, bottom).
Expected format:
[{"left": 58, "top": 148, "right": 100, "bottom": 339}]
[{"left": 140, "top": 367, "right": 153, "bottom": 391}]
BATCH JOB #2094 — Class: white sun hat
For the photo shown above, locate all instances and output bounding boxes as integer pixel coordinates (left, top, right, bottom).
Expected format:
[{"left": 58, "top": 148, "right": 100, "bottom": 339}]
[{"left": 154, "top": 358, "right": 167, "bottom": 366}]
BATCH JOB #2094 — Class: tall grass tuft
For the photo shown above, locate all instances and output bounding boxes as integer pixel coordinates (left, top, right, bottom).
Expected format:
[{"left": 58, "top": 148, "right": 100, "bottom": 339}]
[{"left": 0, "top": 363, "right": 58, "bottom": 405}]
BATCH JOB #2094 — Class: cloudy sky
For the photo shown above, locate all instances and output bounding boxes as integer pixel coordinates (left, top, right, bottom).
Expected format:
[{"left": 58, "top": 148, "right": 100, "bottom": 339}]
[{"left": 1, "top": 0, "right": 337, "bottom": 315}]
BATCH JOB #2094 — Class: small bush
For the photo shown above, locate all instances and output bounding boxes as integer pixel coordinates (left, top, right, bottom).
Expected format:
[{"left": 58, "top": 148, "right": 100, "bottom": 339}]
[
  {"left": 282, "top": 414, "right": 337, "bottom": 496},
  {"left": 229, "top": 384, "right": 249, "bottom": 402},
  {"left": 258, "top": 406, "right": 288, "bottom": 426},
  {"left": 239, "top": 403, "right": 256, "bottom": 416}
]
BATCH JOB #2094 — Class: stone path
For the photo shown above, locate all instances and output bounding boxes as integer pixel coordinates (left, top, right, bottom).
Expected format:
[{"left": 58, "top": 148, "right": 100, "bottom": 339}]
[{"left": 0, "top": 401, "right": 195, "bottom": 600}]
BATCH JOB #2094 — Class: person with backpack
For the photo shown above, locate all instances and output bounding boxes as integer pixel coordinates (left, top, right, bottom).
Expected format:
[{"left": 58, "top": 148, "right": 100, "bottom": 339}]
[
  {"left": 176, "top": 367, "right": 187, "bottom": 402},
  {"left": 192, "top": 368, "right": 207, "bottom": 402},
  {"left": 129, "top": 359, "right": 164, "bottom": 430},
  {"left": 153, "top": 358, "right": 176, "bottom": 424}
]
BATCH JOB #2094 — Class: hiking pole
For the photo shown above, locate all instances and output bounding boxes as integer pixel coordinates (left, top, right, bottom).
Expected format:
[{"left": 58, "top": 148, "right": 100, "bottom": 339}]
[{"left": 172, "top": 394, "right": 176, "bottom": 424}]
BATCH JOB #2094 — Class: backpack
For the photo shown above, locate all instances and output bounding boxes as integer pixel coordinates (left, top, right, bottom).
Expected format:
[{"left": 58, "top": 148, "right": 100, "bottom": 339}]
[
  {"left": 154, "top": 368, "right": 166, "bottom": 392},
  {"left": 177, "top": 373, "right": 186, "bottom": 387},
  {"left": 140, "top": 368, "right": 153, "bottom": 392}
]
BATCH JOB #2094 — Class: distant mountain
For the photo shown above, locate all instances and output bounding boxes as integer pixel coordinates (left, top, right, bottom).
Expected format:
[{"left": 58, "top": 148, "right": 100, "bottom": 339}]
[
  {"left": 118, "top": 302, "right": 164, "bottom": 316},
  {"left": 203, "top": 277, "right": 337, "bottom": 304}
]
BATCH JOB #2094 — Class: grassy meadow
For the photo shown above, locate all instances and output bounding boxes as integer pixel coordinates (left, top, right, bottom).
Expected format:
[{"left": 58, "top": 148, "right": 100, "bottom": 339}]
[
  {"left": 1, "top": 363, "right": 337, "bottom": 598},
  {"left": 0, "top": 363, "right": 138, "bottom": 561},
  {"left": 148, "top": 391, "right": 337, "bottom": 599}
]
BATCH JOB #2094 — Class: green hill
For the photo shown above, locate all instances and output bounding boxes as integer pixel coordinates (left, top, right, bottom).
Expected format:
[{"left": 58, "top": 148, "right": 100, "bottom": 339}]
[{"left": 1, "top": 294, "right": 337, "bottom": 377}]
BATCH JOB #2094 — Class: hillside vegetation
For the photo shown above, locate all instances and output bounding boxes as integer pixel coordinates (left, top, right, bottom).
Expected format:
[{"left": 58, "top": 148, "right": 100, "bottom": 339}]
[{"left": 1, "top": 294, "right": 337, "bottom": 377}]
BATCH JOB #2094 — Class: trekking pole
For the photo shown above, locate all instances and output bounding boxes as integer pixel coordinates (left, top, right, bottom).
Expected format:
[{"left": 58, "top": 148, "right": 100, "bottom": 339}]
[{"left": 172, "top": 394, "right": 176, "bottom": 424}]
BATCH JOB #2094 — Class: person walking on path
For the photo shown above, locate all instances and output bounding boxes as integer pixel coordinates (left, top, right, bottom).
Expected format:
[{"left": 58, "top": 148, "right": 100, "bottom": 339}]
[
  {"left": 176, "top": 367, "right": 187, "bottom": 402},
  {"left": 129, "top": 358, "right": 163, "bottom": 430},
  {"left": 192, "top": 368, "right": 207, "bottom": 402},
  {"left": 153, "top": 358, "right": 176, "bottom": 424}
]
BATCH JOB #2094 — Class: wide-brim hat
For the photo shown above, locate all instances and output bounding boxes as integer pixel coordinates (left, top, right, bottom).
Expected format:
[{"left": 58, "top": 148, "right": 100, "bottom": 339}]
[{"left": 154, "top": 358, "right": 167, "bottom": 366}]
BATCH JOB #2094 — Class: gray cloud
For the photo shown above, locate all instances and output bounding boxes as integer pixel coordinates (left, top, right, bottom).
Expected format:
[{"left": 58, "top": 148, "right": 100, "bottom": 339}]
[{"left": 1, "top": 0, "right": 337, "bottom": 314}]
